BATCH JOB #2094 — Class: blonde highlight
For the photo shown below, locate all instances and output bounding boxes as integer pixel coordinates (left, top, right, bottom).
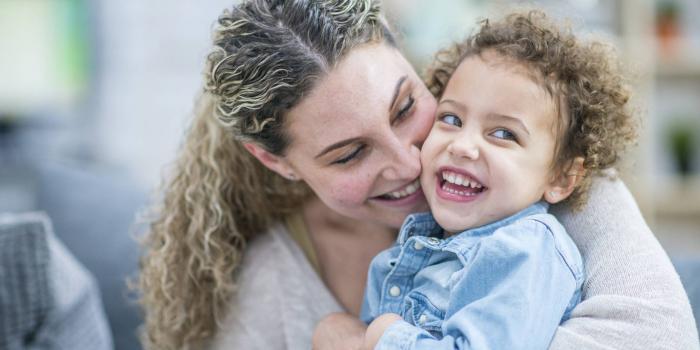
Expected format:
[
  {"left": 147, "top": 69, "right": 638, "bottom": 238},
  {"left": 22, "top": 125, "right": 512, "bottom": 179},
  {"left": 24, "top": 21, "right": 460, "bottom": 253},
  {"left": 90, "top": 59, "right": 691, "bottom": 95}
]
[{"left": 138, "top": 0, "right": 394, "bottom": 348}]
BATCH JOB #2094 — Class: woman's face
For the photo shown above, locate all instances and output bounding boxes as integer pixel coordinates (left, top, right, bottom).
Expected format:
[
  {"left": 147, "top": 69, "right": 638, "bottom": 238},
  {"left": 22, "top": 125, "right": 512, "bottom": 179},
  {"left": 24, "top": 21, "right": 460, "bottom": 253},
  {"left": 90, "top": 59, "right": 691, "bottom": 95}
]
[{"left": 283, "top": 43, "right": 437, "bottom": 229}]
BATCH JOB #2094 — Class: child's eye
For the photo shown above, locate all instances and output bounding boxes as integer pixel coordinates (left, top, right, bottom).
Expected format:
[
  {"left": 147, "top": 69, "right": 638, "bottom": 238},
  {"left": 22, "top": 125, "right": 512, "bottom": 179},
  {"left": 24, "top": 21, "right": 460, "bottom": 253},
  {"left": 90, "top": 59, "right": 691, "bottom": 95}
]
[
  {"left": 491, "top": 128, "right": 517, "bottom": 141},
  {"left": 439, "top": 114, "right": 462, "bottom": 127}
]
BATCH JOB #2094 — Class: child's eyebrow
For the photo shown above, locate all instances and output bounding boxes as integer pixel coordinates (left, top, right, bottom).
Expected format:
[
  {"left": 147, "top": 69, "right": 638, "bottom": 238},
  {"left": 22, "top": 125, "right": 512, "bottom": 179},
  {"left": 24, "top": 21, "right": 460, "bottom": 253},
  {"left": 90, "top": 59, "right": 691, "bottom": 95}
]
[
  {"left": 440, "top": 99, "right": 466, "bottom": 111},
  {"left": 440, "top": 99, "right": 531, "bottom": 136},
  {"left": 489, "top": 113, "right": 531, "bottom": 136}
]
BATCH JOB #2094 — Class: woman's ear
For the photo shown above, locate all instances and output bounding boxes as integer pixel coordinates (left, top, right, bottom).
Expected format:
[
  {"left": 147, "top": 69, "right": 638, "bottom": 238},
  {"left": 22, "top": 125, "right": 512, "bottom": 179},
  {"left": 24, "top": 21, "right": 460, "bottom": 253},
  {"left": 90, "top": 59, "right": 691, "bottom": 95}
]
[
  {"left": 543, "top": 157, "right": 586, "bottom": 204},
  {"left": 243, "top": 143, "right": 299, "bottom": 180}
]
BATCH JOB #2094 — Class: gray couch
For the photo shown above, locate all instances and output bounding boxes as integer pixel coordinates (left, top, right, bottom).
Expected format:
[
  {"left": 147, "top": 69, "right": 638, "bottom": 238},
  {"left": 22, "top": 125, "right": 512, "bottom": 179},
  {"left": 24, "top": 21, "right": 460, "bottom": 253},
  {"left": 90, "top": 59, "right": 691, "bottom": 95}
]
[
  {"left": 0, "top": 212, "right": 113, "bottom": 349},
  {"left": 32, "top": 160, "right": 146, "bottom": 350}
]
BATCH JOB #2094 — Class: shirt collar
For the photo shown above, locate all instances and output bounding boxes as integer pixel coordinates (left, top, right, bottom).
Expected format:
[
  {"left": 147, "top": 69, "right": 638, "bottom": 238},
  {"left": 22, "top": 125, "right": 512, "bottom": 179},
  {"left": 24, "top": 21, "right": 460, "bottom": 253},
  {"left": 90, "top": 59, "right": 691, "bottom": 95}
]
[
  {"left": 397, "top": 212, "right": 442, "bottom": 244},
  {"left": 397, "top": 201, "right": 549, "bottom": 245}
]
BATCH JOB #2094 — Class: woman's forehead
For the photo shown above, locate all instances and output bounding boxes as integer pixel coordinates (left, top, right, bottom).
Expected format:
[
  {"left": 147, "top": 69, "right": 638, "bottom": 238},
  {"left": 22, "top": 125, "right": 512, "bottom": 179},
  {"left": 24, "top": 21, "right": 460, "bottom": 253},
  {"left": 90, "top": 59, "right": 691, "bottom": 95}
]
[
  {"left": 322, "top": 43, "right": 413, "bottom": 103},
  {"left": 285, "top": 43, "right": 416, "bottom": 150}
]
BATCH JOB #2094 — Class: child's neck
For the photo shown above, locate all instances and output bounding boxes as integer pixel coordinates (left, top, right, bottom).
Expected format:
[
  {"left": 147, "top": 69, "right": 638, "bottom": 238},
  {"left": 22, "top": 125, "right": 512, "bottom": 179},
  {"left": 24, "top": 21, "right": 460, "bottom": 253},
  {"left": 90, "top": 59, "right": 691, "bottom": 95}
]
[{"left": 439, "top": 200, "right": 546, "bottom": 238}]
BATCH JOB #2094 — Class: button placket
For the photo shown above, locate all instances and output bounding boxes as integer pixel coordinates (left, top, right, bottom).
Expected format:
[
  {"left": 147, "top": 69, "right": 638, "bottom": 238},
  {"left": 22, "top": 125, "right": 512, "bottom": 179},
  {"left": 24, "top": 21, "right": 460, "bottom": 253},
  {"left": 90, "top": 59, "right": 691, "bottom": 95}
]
[
  {"left": 418, "top": 313, "right": 428, "bottom": 325},
  {"left": 413, "top": 241, "right": 424, "bottom": 250},
  {"left": 427, "top": 237, "right": 440, "bottom": 245}
]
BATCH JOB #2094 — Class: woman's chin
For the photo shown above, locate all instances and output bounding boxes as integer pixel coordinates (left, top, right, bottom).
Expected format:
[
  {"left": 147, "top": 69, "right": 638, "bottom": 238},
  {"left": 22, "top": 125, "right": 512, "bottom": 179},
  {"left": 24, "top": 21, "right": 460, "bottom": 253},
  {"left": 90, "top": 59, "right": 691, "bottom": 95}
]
[{"left": 369, "top": 191, "right": 429, "bottom": 228}]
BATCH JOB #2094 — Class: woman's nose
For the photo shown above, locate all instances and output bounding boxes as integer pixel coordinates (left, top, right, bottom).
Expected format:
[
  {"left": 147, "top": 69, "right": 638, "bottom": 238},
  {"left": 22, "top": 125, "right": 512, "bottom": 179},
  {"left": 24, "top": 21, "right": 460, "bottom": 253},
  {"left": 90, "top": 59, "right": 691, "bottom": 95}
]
[{"left": 382, "top": 143, "right": 421, "bottom": 181}]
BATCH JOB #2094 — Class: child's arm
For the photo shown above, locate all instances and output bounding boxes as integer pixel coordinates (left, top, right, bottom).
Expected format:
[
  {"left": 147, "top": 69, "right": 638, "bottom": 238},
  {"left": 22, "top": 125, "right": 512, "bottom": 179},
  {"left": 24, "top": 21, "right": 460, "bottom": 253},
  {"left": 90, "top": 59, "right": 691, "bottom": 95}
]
[
  {"left": 362, "top": 313, "right": 403, "bottom": 350},
  {"left": 368, "top": 218, "right": 582, "bottom": 350}
]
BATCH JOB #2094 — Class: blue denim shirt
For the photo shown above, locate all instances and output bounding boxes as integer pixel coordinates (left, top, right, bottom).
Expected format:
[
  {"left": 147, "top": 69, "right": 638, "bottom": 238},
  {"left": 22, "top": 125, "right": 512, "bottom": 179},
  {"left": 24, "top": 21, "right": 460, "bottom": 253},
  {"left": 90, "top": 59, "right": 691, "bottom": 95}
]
[{"left": 360, "top": 202, "right": 584, "bottom": 350}]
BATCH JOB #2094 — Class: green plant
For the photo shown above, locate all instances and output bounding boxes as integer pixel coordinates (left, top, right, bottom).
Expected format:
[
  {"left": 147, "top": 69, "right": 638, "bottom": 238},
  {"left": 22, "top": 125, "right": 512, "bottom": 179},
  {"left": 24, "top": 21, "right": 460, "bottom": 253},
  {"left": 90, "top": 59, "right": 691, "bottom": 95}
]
[{"left": 668, "top": 122, "right": 696, "bottom": 175}]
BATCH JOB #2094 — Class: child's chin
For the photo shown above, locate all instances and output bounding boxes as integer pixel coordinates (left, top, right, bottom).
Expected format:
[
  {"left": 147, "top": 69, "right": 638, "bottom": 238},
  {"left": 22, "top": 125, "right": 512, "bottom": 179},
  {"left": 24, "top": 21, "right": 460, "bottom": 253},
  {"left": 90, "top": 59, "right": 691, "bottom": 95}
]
[{"left": 434, "top": 214, "right": 472, "bottom": 235}]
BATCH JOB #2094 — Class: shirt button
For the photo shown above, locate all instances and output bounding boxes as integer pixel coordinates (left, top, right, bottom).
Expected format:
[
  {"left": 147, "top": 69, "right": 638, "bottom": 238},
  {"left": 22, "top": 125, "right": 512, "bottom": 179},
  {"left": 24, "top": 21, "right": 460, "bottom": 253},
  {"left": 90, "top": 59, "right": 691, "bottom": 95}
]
[
  {"left": 418, "top": 314, "right": 428, "bottom": 325},
  {"left": 427, "top": 237, "right": 440, "bottom": 245},
  {"left": 413, "top": 241, "right": 424, "bottom": 250},
  {"left": 389, "top": 286, "right": 401, "bottom": 297}
]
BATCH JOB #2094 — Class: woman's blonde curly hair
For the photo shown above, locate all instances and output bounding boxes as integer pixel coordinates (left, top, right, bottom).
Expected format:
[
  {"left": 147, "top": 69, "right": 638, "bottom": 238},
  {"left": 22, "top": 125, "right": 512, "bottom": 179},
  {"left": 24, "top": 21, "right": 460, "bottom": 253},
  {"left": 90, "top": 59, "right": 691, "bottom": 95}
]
[
  {"left": 425, "top": 10, "right": 638, "bottom": 208},
  {"left": 138, "top": 0, "right": 394, "bottom": 348}
]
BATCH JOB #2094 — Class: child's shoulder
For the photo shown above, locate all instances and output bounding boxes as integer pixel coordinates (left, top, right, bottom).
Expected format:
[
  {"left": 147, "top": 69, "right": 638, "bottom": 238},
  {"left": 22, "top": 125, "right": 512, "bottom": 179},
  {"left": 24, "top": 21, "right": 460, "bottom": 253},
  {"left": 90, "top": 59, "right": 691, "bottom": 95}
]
[
  {"left": 487, "top": 213, "right": 583, "bottom": 279},
  {"left": 513, "top": 212, "right": 584, "bottom": 278}
]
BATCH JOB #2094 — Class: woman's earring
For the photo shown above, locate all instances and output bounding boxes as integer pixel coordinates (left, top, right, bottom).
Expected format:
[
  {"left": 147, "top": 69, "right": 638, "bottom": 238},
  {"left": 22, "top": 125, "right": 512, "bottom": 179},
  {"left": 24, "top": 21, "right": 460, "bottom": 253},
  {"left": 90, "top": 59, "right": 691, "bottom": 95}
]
[
  {"left": 549, "top": 191, "right": 556, "bottom": 197},
  {"left": 287, "top": 173, "right": 297, "bottom": 180}
]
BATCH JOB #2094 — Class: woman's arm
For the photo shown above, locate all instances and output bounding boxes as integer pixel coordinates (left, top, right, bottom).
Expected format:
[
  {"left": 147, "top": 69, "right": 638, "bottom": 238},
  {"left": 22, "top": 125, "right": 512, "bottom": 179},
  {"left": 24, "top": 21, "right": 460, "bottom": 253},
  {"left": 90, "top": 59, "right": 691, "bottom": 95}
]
[
  {"left": 313, "top": 312, "right": 367, "bottom": 350},
  {"left": 315, "top": 175, "right": 699, "bottom": 350},
  {"left": 550, "top": 174, "right": 699, "bottom": 349}
]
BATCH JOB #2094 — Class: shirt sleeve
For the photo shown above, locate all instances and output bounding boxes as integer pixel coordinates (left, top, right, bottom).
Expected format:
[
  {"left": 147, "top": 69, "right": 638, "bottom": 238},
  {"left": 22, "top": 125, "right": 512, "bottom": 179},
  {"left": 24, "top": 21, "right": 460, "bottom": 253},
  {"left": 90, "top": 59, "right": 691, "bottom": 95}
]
[{"left": 375, "top": 219, "right": 581, "bottom": 350}]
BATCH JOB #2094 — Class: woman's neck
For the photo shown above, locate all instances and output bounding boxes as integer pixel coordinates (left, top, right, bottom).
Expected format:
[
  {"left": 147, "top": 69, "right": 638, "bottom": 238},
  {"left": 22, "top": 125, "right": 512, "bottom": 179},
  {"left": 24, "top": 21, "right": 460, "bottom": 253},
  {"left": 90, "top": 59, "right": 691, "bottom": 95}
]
[
  {"left": 302, "top": 197, "right": 397, "bottom": 315},
  {"left": 303, "top": 197, "right": 395, "bottom": 238}
]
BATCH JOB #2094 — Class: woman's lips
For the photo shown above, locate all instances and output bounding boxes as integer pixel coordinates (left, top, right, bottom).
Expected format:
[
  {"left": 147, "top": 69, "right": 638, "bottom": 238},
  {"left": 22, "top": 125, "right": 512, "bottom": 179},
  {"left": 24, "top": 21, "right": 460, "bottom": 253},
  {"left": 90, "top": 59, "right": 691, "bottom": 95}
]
[
  {"left": 379, "top": 179, "right": 421, "bottom": 199},
  {"left": 371, "top": 179, "right": 425, "bottom": 207}
]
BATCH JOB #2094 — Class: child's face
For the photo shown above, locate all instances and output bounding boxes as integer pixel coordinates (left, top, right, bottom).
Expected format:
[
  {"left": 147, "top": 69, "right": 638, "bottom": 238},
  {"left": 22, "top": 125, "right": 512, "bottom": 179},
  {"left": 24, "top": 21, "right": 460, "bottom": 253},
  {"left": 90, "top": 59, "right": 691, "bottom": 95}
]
[{"left": 420, "top": 51, "right": 561, "bottom": 234}]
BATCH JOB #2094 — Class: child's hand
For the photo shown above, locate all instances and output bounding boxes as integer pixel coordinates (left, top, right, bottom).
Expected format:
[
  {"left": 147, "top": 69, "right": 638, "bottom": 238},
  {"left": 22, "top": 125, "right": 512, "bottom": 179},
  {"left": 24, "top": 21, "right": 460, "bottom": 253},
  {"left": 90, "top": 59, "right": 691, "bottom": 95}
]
[{"left": 362, "top": 313, "right": 403, "bottom": 350}]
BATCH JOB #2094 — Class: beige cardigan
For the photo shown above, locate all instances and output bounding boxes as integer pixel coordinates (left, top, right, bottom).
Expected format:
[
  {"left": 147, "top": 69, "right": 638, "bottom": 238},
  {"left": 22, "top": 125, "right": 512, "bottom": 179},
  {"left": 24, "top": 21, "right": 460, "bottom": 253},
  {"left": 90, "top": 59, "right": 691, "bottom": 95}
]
[{"left": 209, "top": 177, "right": 699, "bottom": 350}]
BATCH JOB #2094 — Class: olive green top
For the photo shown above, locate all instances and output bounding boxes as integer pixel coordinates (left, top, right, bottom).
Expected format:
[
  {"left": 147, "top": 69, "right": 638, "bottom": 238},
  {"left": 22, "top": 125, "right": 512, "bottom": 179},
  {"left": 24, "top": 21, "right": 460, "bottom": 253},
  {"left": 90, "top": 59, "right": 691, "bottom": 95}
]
[{"left": 285, "top": 211, "right": 320, "bottom": 274}]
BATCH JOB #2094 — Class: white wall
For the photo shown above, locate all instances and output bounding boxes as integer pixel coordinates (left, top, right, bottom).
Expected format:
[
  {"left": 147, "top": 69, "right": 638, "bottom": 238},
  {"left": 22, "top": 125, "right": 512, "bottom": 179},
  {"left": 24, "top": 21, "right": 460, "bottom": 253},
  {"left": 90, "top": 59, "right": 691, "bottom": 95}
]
[{"left": 94, "top": 0, "right": 235, "bottom": 189}]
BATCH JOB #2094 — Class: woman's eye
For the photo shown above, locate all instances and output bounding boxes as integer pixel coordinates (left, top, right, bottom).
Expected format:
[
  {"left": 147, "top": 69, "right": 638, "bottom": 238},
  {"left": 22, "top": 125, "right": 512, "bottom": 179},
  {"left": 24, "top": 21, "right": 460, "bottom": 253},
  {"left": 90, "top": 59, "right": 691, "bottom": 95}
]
[
  {"left": 332, "top": 145, "right": 366, "bottom": 165},
  {"left": 439, "top": 114, "right": 462, "bottom": 127},
  {"left": 394, "top": 95, "right": 415, "bottom": 123},
  {"left": 491, "top": 129, "right": 517, "bottom": 141}
]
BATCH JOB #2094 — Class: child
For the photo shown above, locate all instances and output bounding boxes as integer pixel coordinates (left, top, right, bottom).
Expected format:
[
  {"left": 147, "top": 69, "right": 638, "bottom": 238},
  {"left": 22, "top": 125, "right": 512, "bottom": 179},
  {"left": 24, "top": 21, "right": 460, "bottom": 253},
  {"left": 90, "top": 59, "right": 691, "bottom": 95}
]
[{"left": 360, "top": 10, "right": 637, "bottom": 350}]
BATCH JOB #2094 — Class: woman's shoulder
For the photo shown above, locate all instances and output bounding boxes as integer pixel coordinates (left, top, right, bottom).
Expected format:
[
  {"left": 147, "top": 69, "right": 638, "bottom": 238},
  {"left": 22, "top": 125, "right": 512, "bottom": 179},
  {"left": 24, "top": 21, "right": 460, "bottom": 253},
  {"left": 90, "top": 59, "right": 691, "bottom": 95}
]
[{"left": 207, "top": 223, "right": 343, "bottom": 350}]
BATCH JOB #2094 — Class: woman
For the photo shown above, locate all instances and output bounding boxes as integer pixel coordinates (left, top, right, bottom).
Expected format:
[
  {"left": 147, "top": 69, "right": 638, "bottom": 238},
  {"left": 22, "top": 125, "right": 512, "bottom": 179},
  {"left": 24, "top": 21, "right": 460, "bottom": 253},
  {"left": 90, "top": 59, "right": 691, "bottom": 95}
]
[{"left": 138, "top": 1, "right": 698, "bottom": 349}]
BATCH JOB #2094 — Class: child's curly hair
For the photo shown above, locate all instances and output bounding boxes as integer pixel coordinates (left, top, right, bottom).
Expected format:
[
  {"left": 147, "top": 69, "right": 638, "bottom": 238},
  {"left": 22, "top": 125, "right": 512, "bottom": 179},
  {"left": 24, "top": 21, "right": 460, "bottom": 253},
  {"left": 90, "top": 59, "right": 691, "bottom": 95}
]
[{"left": 425, "top": 10, "right": 638, "bottom": 209}]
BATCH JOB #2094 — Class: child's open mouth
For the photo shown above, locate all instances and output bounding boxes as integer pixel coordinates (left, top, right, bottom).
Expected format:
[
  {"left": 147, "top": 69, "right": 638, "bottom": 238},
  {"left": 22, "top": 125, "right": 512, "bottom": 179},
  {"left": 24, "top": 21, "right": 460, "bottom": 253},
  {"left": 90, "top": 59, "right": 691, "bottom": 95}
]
[{"left": 438, "top": 170, "right": 487, "bottom": 199}]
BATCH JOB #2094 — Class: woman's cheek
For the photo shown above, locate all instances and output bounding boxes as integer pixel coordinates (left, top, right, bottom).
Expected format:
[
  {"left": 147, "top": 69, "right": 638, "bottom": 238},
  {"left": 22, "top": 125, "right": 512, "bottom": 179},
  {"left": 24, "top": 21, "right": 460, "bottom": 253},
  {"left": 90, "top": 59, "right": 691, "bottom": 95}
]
[
  {"left": 328, "top": 178, "right": 373, "bottom": 207},
  {"left": 415, "top": 96, "right": 438, "bottom": 145}
]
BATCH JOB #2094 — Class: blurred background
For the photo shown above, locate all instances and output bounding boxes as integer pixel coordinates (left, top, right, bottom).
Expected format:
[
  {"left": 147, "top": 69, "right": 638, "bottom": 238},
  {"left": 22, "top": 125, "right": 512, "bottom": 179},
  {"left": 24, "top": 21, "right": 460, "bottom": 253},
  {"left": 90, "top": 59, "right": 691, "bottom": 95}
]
[{"left": 0, "top": 0, "right": 698, "bottom": 349}]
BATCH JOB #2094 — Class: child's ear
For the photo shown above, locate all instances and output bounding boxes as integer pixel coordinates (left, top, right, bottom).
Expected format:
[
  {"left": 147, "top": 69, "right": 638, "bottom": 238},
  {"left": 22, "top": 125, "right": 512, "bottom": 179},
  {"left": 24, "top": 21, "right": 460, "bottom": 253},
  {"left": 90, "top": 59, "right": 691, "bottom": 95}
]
[
  {"left": 543, "top": 157, "right": 586, "bottom": 204},
  {"left": 243, "top": 142, "right": 300, "bottom": 180}
]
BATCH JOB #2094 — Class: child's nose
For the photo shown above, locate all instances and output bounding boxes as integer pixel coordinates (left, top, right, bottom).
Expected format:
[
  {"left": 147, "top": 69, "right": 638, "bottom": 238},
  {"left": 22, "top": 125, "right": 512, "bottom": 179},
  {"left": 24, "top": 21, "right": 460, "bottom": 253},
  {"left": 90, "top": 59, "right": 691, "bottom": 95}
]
[{"left": 447, "top": 137, "right": 479, "bottom": 160}]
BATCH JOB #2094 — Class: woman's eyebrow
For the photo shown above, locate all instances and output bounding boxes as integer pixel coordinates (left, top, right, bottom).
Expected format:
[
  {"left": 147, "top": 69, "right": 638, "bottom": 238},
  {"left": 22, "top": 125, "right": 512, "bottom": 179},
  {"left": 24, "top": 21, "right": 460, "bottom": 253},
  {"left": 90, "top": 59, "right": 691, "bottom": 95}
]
[
  {"left": 314, "top": 137, "right": 362, "bottom": 159},
  {"left": 314, "top": 75, "right": 408, "bottom": 160},
  {"left": 389, "top": 75, "right": 408, "bottom": 111}
]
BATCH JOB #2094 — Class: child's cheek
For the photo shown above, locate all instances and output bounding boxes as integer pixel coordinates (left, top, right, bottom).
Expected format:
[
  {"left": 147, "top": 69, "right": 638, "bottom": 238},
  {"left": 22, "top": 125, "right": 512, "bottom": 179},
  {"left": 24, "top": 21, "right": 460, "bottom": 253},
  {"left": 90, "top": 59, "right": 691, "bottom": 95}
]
[{"left": 420, "top": 127, "right": 441, "bottom": 166}]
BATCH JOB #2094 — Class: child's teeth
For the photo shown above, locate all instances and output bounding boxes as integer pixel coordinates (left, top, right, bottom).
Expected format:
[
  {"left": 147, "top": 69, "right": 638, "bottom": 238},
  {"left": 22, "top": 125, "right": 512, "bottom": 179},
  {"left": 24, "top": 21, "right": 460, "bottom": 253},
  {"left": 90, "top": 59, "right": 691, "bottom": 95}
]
[{"left": 440, "top": 170, "right": 485, "bottom": 192}]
